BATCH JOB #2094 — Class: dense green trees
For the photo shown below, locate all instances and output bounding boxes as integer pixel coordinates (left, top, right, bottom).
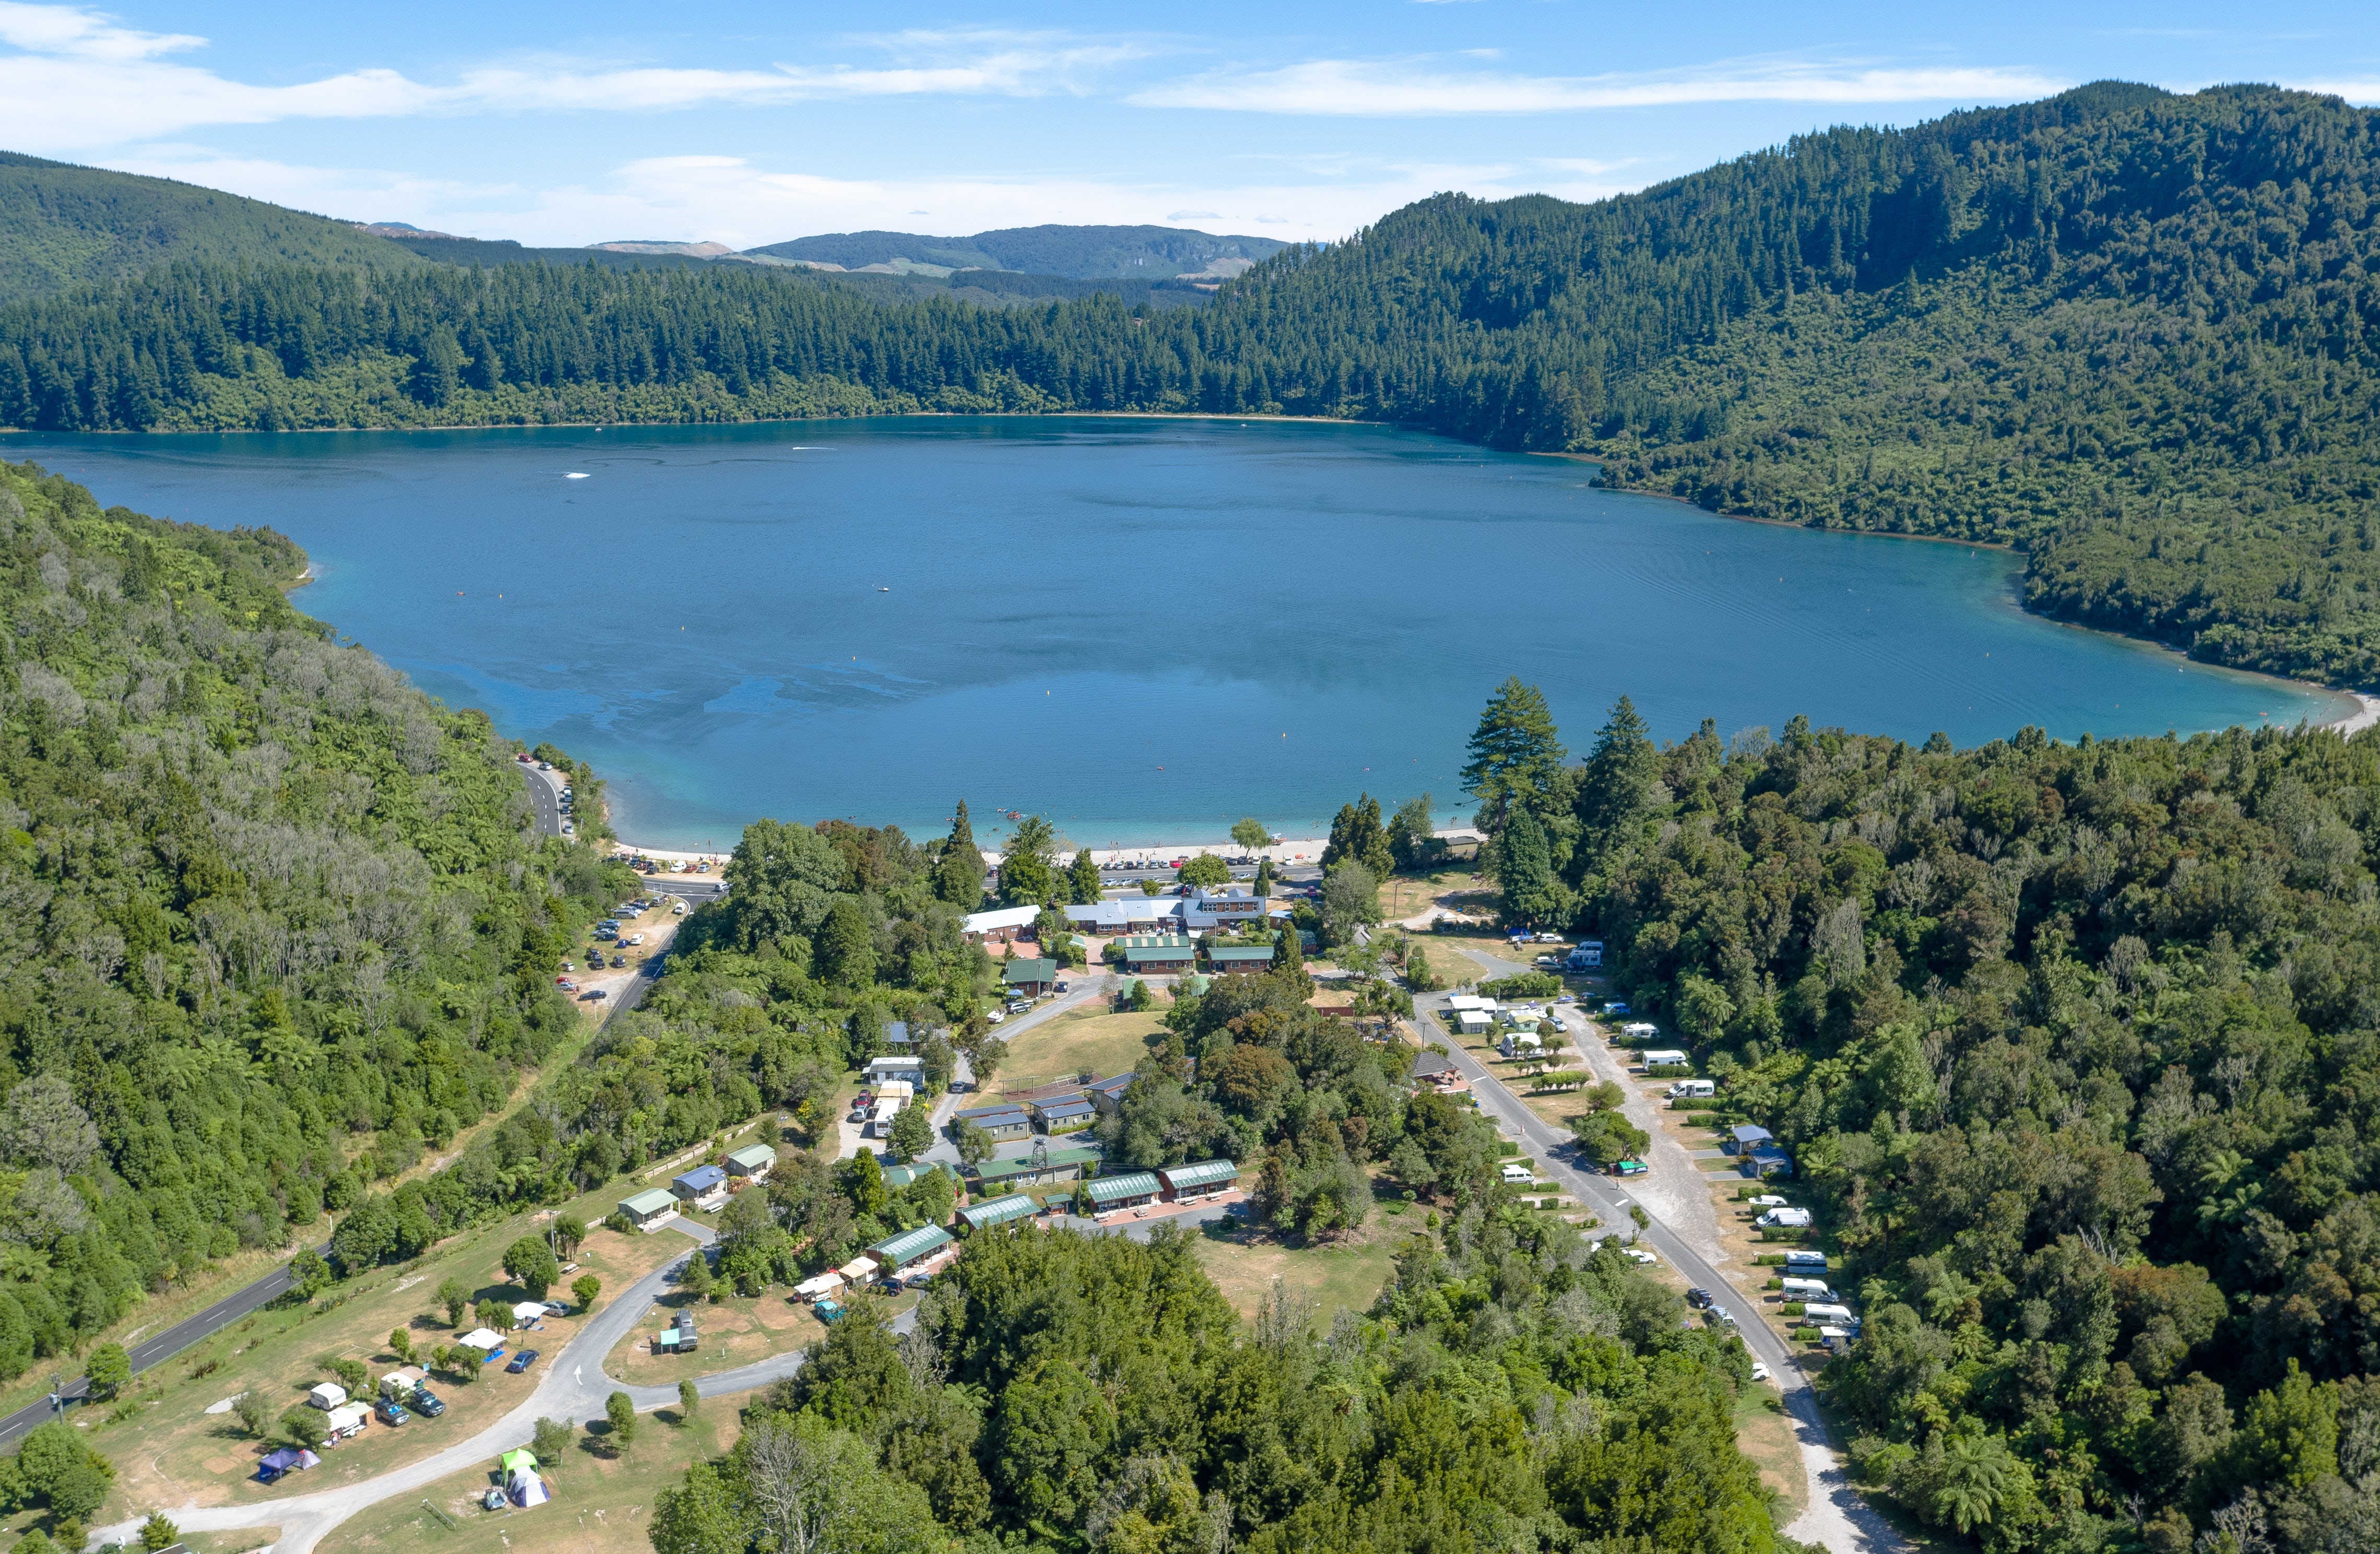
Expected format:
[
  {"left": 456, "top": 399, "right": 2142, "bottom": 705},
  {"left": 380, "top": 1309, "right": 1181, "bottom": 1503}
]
[
  {"left": 654, "top": 1207, "right": 1784, "bottom": 1554},
  {"left": 1494, "top": 679, "right": 2380, "bottom": 1550}
]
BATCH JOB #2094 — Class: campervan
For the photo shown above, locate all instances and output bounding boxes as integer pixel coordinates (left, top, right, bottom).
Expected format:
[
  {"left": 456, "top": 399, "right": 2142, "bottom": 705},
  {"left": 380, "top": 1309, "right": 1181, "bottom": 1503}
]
[
  {"left": 1803, "top": 1303, "right": 1857, "bottom": 1325},
  {"left": 1783, "top": 1250, "right": 1830, "bottom": 1271},
  {"left": 1666, "top": 1079, "right": 1715, "bottom": 1100},
  {"left": 1620, "top": 1022, "right": 1658, "bottom": 1042},
  {"left": 1641, "top": 1050, "right": 1689, "bottom": 1069},
  {"left": 1781, "top": 1277, "right": 1836, "bottom": 1301},
  {"left": 1757, "top": 1207, "right": 1814, "bottom": 1229}
]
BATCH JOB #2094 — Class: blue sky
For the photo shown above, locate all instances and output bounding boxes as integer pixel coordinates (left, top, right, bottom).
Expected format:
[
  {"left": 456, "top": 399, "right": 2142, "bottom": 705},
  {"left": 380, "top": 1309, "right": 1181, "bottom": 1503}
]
[{"left": 2, "top": 1, "right": 2376, "bottom": 248}]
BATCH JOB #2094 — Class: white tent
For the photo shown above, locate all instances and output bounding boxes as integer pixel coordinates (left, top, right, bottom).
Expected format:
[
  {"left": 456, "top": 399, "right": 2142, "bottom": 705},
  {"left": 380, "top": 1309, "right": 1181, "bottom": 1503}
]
[
  {"left": 511, "top": 1301, "right": 547, "bottom": 1325},
  {"left": 508, "top": 1469, "right": 550, "bottom": 1507},
  {"left": 839, "top": 1256, "right": 879, "bottom": 1281},
  {"left": 459, "top": 1327, "right": 505, "bottom": 1351}
]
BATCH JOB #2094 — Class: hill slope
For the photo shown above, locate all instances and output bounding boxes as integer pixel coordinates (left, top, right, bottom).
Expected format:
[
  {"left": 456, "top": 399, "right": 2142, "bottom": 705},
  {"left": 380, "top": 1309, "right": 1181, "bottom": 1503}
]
[{"left": 0, "top": 152, "right": 422, "bottom": 296}]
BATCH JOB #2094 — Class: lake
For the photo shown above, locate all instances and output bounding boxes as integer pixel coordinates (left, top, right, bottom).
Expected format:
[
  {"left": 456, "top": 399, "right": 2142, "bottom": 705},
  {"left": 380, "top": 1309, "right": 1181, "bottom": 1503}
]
[{"left": 5, "top": 417, "right": 2349, "bottom": 851}]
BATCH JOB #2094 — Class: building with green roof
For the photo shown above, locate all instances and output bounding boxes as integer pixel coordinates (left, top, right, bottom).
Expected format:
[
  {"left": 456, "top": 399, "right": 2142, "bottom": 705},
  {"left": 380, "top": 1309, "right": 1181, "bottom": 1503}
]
[
  {"left": 970, "top": 1146, "right": 1102, "bottom": 1190},
  {"left": 958, "top": 1193, "right": 1043, "bottom": 1231},
  {"left": 868, "top": 1224, "right": 955, "bottom": 1273},
  {"left": 1156, "top": 1160, "right": 1240, "bottom": 1200},
  {"left": 1206, "top": 944, "right": 1276, "bottom": 975},
  {"left": 1083, "top": 1171, "right": 1162, "bottom": 1211},
  {"left": 617, "top": 1187, "right": 678, "bottom": 1228}
]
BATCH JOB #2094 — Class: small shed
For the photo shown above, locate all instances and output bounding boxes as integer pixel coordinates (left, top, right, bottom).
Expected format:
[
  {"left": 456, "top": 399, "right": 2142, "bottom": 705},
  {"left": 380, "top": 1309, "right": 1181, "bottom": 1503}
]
[
  {"left": 307, "top": 1382, "right": 348, "bottom": 1411},
  {"left": 1725, "top": 1124, "right": 1775, "bottom": 1156},
  {"left": 959, "top": 1193, "right": 1043, "bottom": 1231},
  {"left": 618, "top": 1187, "right": 678, "bottom": 1228},
  {"left": 1035, "top": 1097, "right": 1097, "bottom": 1134},
  {"left": 1156, "top": 1160, "right": 1239, "bottom": 1202},
  {"left": 1083, "top": 1171, "right": 1162, "bottom": 1214},
  {"left": 726, "top": 1143, "right": 777, "bottom": 1180},
  {"left": 671, "top": 1164, "right": 729, "bottom": 1203},
  {"left": 869, "top": 1225, "right": 954, "bottom": 1274},
  {"left": 1002, "top": 958, "right": 1059, "bottom": 995}
]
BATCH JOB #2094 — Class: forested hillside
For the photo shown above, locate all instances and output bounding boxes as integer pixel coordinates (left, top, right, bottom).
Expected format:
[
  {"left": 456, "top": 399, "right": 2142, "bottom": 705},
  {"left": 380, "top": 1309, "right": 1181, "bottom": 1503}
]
[
  {"left": 6, "top": 85, "right": 2379, "bottom": 684},
  {"left": 1461, "top": 679, "right": 2380, "bottom": 1552},
  {"left": 0, "top": 152, "right": 419, "bottom": 298},
  {"left": 745, "top": 221, "right": 1287, "bottom": 277}
]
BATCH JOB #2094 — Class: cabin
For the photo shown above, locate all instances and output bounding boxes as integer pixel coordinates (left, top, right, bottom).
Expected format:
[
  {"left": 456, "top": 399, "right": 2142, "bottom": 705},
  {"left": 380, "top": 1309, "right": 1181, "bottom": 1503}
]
[
  {"left": 865, "top": 1054, "right": 925, "bottom": 1088},
  {"left": 959, "top": 1192, "right": 1045, "bottom": 1231},
  {"left": 961, "top": 905, "right": 1038, "bottom": 944},
  {"left": 1745, "top": 1144, "right": 1795, "bottom": 1179},
  {"left": 1157, "top": 1160, "right": 1239, "bottom": 1202},
  {"left": 1034, "top": 1096, "right": 1098, "bottom": 1134},
  {"left": 1410, "top": 1050, "right": 1460, "bottom": 1087},
  {"left": 1450, "top": 1009, "right": 1493, "bottom": 1037},
  {"left": 951, "top": 1103, "right": 1033, "bottom": 1141},
  {"left": 1002, "top": 958, "right": 1059, "bottom": 996},
  {"left": 1724, "top": 1124, "right": 1775, "bottom": 1156},
  {"left": 671, "top": 1164, "right": 729, "bottom": 1207},
  {"left": 869, "top": 1224, "right": 955, "bottom": 1276},
  {"left": 726, "top": 1143, "right": 777, "bottom": 1181},
  {"left": 1082, "top": 1171, "right": 1162, "bottom": 1215},
  {"left": 884, "top": 1019, "right": 914, "bottom": 1049},
  {"left": 618, "top": 1187, "right": 679, "bottom": 1229},
  {"left": 1087, "top": 1074, "right": 1134, "bottom": 1114}
]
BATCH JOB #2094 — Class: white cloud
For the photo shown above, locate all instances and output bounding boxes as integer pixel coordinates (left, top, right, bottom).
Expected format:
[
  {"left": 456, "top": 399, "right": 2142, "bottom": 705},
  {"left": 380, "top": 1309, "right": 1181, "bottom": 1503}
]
[
  {"left": 0, "top": 6, "right": 1145, "bottom": 150},
  {"left": 2298, "top": 79, "right": 2380, "bottom": 103},
  {"left": 1131, "top": 58, "right": 2069, "bottom": 115}
]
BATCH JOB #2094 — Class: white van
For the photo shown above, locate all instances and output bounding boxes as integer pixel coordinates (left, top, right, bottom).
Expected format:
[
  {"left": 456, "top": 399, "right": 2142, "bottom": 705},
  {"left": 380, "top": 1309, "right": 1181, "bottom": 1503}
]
[
  {"left": 1620, "top": 1022, "right": 1659, "bottom": 1042},
  {"left": 1758, "top": 1207, "right": 1814, "bottom": 1229},
  {"left": 1783, "top": 1249, "right": 1829, "bottom": 1270},
  {"left": 1781, "top": 1277, "right": 1836, "bottom": 1301},
  {"left": 1666, "top": 1079, "right": 1715, "bottom": 1100},
  {"left": 1499, "top": 1163, "right": 1534, "bottom": 1184},
  {"left": 1803, "top": 1302, "right": 1856, "bottom": 1325},
  {"left": 1641, "top": 1050, "right": 1689, "bottom": 1069}
]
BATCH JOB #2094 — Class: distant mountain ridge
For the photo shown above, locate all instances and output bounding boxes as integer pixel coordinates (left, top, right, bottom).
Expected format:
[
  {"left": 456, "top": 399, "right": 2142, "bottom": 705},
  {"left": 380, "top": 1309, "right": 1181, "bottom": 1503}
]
[{"left": 742, "top": 224, "right": 1288, "bottom": 279}]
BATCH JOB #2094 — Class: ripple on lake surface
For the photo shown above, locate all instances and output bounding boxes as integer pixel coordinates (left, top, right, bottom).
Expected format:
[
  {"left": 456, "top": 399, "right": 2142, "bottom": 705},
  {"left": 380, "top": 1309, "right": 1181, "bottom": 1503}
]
[{"left": 9, "top": 417, "right": 2349, "bottom": 848}]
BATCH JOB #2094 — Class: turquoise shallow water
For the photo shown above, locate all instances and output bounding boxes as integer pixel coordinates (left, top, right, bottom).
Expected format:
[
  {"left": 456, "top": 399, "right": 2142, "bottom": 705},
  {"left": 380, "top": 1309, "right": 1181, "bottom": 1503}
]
[{"left": 5, "top": 417, "right": 2350, "bottom": 850}]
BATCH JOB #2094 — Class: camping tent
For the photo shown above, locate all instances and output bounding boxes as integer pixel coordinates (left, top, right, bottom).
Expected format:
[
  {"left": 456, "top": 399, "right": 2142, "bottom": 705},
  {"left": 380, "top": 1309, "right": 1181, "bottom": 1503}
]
[
  {"left": 511, "top": 1301, "right": 547, "bottom": 1326},
  {"left": 257, "top": 1446, "right": 319, "bottom": 1482},
  {"left": 502, "top": 1447, "right": 549, "bottom": 1506},
  {"left": 458, "top": 1327, "right": 506, "bottom": 1356}
]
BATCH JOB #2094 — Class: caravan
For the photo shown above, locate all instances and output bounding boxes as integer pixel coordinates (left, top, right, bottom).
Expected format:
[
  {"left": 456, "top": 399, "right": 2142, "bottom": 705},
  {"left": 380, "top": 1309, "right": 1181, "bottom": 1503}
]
[
  {"left": 1665, "top": 1079, "right": 1715, "bottom": 1100},
  {"left": 1641, "top": 1050, "right": 1689, "bottom": 1069},
  {"left": 1781, "top": 1277, "right": 1836, "bottom": 1301},
  {"left": 1783, "top": 1250, "right": 1830, "bottom": 1272}
]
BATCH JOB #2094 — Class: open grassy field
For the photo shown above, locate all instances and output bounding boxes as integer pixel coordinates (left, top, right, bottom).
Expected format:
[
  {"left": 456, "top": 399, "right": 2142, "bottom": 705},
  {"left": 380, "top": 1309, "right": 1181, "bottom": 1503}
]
[
  {"left": 87, "top": 1184, "right": 687, "bottom": 1527},
  {"left": 996, "top": 1009, "right": 1162, "bottom": 1092},
  {"left": 1377, "top": 869, "right": 1484, "bottom": 923},
  {"left": 1190, "top": 1200, "right": 1408, "bottom": 1327},
  {"left": 319, "top": 1387, "right": 754, "bottom": 1554},
  {"left": 602, "top": 1283, "right": 915, "bottom": 1391},
  {"left": 1734, "top": 1380, "right": 1807, "bottom": 1522}
]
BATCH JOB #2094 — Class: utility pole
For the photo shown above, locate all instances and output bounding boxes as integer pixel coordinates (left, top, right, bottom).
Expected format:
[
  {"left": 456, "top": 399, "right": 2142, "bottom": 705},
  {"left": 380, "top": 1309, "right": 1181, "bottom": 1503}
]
[{"left": 48, "top": 1374, "right": 62, "bottom": 1419}]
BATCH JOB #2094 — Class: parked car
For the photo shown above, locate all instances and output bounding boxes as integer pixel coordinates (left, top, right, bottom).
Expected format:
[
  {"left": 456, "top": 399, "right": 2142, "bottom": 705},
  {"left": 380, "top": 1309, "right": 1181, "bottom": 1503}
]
[
  {"left": 1750, "top": 1361, "right": 1771, "bottom": 1382},
  {"left": 1686, "top": 1288, "right": 1714, "bottom": 1309},
  {"left": 585, "top": 988, "right": 608, "bottom": 1002},
  {"left": 814, "top": 1298, "right": 846, "bottom": 1324},
  {"left": 906, "top": 1272, "right": 933, "bottom": 1290},
  {"left": 409, "top": 1388, "right": 445, "bottom": 1416},
  {"left": 537, "top": 761, "right": 552, "bottom": 770},
  {"left": 506, "top": 1348, "right": 540, "bottom": 1374},
  {"left": 611, "top": 954, "right": 627, "bottom": 968},
  {"left": 555, "top": 978, "right": 576, "bottom": 992},
  {"left": 1621, "top": 1247, "right": 1657, "bottom": 1265},
  {"left": 374, "top": 1399, "right": 409, "bottom": 1425},
  {"left": 1005, "top": 999, "right": 1031, "bottom": 1014},
  {"left": 985, "top": 1009, "right": 1005, "bottom": 1024}
]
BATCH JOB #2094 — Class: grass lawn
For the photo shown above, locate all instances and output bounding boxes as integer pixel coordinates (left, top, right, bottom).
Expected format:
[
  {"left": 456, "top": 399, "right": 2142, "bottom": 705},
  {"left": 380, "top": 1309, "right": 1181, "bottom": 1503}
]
[
  {"left": 994, "top": 1009, "right": 1163, "bottom": 1093},
  {"left": 602, "top": 1283, "right": 917, "bottom": 1390},
  {"left": 1734, "top": 1381, "right": 1807, "bottom": 1523},
  {"left": 318, "top": 1387, "right": 754, "bottom": 1554},
  {"left": 89, "top": 1184, "right": 686, "bottom": 1526},
  {"left": 1377, "top": 869, "right": 1484, "bottom": 923},
  {"left": 1191, "top": 1209, "right": 1406, "bottom": 1327}
]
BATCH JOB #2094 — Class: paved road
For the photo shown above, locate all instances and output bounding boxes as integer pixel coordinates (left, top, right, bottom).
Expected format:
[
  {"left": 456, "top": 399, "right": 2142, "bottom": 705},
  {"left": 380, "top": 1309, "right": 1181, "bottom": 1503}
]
[
  {"left": 1426, "top": 944, "right": 1903, "bottom": 1554},
  {"left": 516, "top": 761, "right": 569, "bottom": 839},
  {"left": 85, "top": 1213, "right": 861, "bottom": 1554},
  {"left": 0, "top": 1247, "right": 337, "bottom": 1449}
]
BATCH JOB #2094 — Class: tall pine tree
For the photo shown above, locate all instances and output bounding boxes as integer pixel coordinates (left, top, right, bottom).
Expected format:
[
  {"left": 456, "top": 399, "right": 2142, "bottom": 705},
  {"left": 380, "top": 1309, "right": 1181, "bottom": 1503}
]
[{"left": 934, "top": 801, "right": 984, "bottom": 909}]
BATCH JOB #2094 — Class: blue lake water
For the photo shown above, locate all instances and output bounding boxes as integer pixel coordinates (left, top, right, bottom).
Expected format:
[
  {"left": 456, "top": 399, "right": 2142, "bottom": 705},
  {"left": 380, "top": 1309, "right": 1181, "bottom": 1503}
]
[{"left": 5, "top": 417, "right": 2350, "bottom": 851}]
